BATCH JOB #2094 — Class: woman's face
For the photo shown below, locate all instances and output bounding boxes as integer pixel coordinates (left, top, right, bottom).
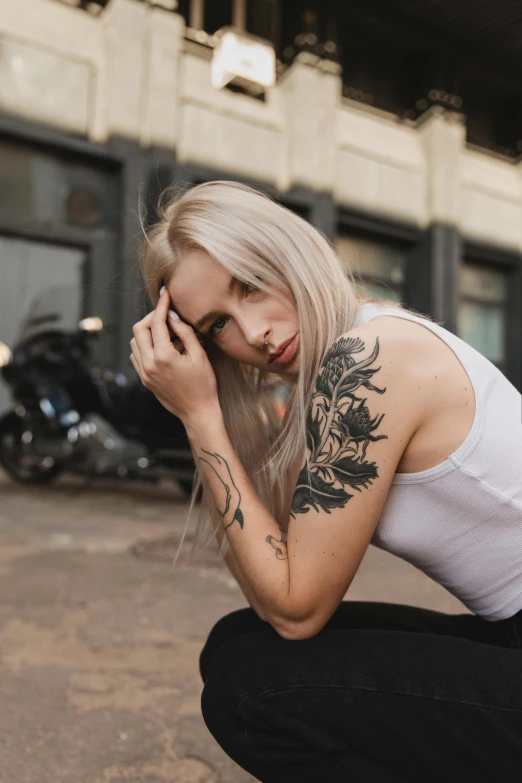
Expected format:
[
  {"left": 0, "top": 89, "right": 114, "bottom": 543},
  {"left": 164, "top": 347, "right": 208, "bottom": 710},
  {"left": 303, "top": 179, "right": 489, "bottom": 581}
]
[{"left": 167, "top": 249, "right": 300, "bottom": 381}]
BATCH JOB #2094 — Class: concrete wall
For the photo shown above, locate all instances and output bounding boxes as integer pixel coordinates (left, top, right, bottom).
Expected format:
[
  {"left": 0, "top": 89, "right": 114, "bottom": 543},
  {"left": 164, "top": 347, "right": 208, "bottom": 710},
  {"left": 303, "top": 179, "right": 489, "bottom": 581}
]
[
  {"left": 335, "top": 102, "right": 427, "bottom": 226},
  {"left": 459, "top": 148, "right": 522, "bottom": 251},
  {"left": 1, "top": 0, "right": 522, "bottom": 252}
]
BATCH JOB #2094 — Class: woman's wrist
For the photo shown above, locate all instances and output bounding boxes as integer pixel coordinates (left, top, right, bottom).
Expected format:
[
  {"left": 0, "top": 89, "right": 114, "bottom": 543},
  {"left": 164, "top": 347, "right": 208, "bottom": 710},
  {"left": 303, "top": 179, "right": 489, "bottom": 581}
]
[{"left": 183, "top": 404, "right": 225, "bottom": 443}]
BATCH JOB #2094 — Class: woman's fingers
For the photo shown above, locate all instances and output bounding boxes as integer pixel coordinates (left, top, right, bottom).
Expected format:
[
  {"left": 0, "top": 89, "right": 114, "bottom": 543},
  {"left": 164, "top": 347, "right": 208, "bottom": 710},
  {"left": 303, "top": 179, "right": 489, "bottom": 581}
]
[
  {"left": 151, "top": 287, "right": 175, "bottom": 355},
  {"left": 129, "top": 351, "right": 141, "bottom": 378},
  {"left": 130, "top": 288, "right": 206, "bottom": 391},
  {"left": 132, "top": 312, "right": 155, "bottom": 369},
  {"left": 130, "top": 331, "right": 143, "bottom": 366},
  {"left": 171, "top": 336, "right": 185, "bottom": 354},
  {"left": 170, "top": 317, "right": 204, "bottom": 356}
]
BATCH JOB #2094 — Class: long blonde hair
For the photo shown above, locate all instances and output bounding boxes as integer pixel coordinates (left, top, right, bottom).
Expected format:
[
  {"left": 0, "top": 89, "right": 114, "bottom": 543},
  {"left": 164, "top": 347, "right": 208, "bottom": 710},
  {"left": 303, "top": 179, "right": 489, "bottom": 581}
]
[{"left": 140, "top": 180, "right": 404, "bottom": 563}]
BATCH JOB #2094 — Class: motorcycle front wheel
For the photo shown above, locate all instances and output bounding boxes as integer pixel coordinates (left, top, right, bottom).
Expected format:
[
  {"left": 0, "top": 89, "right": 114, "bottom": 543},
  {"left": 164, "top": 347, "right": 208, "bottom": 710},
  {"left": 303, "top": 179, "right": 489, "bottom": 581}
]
[{"left": 0, "top": 413, "right": 64, "bottom": 484}]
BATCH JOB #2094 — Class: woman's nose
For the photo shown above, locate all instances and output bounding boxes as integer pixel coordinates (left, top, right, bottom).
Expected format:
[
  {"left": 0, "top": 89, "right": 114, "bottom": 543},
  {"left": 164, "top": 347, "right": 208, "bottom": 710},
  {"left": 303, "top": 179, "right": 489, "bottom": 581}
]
[{"left": 245, "top": 324, "right": 271, "bottom": 349}]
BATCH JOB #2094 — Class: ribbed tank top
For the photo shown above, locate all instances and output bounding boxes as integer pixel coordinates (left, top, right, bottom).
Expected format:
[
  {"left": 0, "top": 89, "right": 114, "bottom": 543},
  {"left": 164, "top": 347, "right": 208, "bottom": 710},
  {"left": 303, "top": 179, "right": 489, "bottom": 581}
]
[{"left": 356, "top": 302, "right": 522, "bottom": 621}]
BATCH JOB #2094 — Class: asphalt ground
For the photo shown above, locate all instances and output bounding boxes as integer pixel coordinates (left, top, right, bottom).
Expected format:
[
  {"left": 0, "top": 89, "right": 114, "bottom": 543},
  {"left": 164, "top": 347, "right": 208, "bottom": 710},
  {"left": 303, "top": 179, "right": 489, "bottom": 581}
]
[{"left": 0, "top": 472, "right": 468, "bottom": 783}]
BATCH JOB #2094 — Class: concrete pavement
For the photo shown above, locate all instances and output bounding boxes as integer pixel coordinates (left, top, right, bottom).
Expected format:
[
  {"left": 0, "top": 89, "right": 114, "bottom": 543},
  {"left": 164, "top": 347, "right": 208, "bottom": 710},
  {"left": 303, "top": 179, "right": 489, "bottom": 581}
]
[{"left": 0, "top": 472, "right": 468, "bottom": 782}]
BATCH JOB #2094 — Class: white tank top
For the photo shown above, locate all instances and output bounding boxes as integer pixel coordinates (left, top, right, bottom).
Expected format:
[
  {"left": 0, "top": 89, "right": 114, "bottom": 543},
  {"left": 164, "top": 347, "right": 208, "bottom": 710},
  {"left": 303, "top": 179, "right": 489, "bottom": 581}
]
[{"left": 356, "top": 302, "right": 522, "bottom": 621}]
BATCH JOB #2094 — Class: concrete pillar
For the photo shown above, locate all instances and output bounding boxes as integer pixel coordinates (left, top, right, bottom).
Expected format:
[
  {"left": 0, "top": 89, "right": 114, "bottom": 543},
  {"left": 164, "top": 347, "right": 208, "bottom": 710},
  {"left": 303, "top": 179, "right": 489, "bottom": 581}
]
[
  {"left": 101, "top": 0, "right": 148, "bottom": 141},
  {"left": 311, "top": 192, "right": 336, "bottom": 243},
  {"left": 141, "top": 8, "right": 184, "bottom": 150},
  {"left": 100, "top": 0, "right": 183, "bottom": 149},
  {"left": 417, "top": 107, "right": 466, "bottom": 330},
  {"left": 278, "top": 52, "right": 341, "bottom": 193},
  {"left": 418, "top": 106, "right": 465, "bottom": 225}
]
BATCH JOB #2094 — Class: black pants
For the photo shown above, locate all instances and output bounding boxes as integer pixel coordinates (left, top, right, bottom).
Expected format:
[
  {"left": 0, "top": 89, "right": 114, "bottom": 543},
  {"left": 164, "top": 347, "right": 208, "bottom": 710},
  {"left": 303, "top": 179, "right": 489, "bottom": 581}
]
[{"left": 199, "top": 601, "right": 522, "bottom": 782}]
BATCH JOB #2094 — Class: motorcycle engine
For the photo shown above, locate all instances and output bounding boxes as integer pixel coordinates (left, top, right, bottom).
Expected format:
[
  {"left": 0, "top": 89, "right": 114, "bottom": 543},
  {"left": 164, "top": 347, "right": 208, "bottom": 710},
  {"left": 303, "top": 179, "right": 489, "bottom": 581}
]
[{"left": 62, "top": 413, "right": 148, "bottom": 473}]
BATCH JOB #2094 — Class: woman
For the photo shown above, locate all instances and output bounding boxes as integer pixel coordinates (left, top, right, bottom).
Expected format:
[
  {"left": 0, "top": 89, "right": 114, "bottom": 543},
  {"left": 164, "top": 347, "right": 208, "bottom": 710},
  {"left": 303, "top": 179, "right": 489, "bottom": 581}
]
[{"left": 131, "top": 181, "right": 522, "bottom": 782}]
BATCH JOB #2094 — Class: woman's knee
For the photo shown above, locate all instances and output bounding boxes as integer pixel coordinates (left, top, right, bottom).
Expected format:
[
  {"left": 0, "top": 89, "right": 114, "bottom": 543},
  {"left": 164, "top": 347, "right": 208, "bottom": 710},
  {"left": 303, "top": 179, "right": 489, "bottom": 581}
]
[
  {"left": 200, "top": 628, "right": 262, "bottom": 760},
  {"left": 199, "top": 606, "right": 268, "bottom": 683},
  {"left": 201, "top": 672, "right": 261, "bottom": 778}
]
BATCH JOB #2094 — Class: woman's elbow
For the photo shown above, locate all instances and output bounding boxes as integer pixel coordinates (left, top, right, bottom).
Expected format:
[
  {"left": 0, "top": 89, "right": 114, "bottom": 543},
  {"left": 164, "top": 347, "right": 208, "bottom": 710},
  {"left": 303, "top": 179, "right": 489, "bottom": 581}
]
[{"left": 267, "top": 613, "right": 323, "bottom": 640}]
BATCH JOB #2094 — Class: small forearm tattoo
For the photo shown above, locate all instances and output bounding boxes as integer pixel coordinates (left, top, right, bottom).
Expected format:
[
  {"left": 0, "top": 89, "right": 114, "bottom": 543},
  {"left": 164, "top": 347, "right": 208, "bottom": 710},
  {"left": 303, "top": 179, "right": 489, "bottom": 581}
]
[
  {"left": 266, "top": 529, "right": 288, "bottom": 560},
  {"left": 291, "top": 336, "right": 388, "bottom": 517},
  {"left": 199, "top": 448, "right": 244, "bottom": 530}
]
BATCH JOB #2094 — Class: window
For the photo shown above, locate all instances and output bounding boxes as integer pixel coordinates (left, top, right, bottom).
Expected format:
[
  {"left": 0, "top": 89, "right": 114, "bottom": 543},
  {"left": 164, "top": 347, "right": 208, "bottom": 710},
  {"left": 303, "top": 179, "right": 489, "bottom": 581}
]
[
  {"left": 336, "top": 234, "right": 405, "bottom": 303},
  {"left": 205, "top": 0, "right": 232, "bottom": 34},
  {"left": 178, "top": 0, "right": 233, "bottom": 33},
  {"left": 0, "top": 238, "right": 85, "bottom": 414},
  {"left": 247, "top": 0, "right": 278, "bottom": 43},
  {"left": 180, "top": 0, "right": 280, "bottom": 45},
  {"left": 0, "top": 140, "right": 118, "bottom": 229},
  {"left": 176, "top": 0, "right": 190, "bottom": 25},
  {"left": 457, "top": 262, "right": 508, "bottom": 368}
]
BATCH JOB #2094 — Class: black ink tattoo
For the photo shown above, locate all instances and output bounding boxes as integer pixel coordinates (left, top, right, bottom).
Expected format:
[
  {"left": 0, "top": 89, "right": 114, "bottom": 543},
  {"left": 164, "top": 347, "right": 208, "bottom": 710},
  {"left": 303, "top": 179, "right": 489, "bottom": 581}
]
[
  {"left": 199, "top": 449, "right": 244, "bottom": 530},
  {"left": 266, "top": 529, "right": 288, "bottom": 560},
  {"left": 291, "top": 336, "right": 388, "bottom": 517}
]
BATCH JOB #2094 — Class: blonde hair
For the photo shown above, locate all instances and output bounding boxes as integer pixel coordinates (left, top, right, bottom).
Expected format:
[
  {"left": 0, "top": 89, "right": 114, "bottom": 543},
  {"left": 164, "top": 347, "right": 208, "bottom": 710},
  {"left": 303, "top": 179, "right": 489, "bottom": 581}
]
[{"left": 140, "top": 181, "right": 411, "bottom": 564}]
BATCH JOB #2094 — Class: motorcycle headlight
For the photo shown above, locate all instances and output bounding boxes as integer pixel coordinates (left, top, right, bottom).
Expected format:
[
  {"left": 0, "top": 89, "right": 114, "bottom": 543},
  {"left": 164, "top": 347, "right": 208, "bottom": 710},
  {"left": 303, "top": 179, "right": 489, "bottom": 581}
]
[
  {"left": 79, "top": 316, "right": 104, "bottom": 332},
  {"left": 0, "top": 341, "right": 12, "bottom": 368}
]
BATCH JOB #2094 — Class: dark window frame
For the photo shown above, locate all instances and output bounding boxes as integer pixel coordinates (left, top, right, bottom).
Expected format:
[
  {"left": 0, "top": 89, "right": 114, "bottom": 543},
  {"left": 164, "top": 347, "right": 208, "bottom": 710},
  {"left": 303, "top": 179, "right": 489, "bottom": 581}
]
[
  {"left": 462, "top": 241, "right": 522, "bottom": 390},
  {"left": 457, "top": 287, "right": 508, "bottom": 374},
  {"left": 336, "top": 206, "right": 421, "bottom": 308},
  {"left": 354, "top": 274, "right": 403, "bottom": 302},
  {"left": 0, "top": 111, "right": 124, "bottom": 366}
]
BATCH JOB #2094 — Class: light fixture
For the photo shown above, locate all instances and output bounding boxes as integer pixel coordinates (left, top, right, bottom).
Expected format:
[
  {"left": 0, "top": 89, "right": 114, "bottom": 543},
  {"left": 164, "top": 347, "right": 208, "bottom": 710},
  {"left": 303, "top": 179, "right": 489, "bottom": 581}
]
[
  {"left": 79, "top": 316, "right": 104, "bottom": 332},
  {"left": 0, "top": 341, "right": 11, "bottom": 368},
  {"left": 211, "top": 28, "right": 275, "bottom": 92}
]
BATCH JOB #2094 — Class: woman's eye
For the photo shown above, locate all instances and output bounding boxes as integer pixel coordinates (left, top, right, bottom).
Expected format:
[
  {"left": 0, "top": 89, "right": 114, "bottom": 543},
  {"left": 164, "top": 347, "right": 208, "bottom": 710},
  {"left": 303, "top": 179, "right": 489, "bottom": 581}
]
[
  {"left": 208, "top": 281, "right": 261, "bottom": 337},
  {"left": 209, "top": 316, "right": 228, "bottom": 337}
]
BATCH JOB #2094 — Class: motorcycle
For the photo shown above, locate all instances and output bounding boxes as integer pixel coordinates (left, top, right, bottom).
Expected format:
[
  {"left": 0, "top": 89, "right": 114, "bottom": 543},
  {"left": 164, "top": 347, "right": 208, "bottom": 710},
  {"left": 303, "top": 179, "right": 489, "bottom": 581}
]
[{"left": 0, "top": 286, "right": 197, "bottom": 494}]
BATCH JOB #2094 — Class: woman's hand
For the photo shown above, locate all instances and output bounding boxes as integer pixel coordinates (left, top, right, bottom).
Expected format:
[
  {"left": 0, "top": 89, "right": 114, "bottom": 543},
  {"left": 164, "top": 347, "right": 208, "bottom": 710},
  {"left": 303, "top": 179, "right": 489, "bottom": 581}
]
[{"left": 130, "top": 287, "right": 220, "bottom": 424}]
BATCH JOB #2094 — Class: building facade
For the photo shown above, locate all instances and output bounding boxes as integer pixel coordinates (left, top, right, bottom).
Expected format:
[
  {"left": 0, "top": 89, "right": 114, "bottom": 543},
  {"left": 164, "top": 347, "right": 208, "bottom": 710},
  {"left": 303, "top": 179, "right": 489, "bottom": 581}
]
[{"left": 0, "top": 0, "right": 521, "bottom": 411}]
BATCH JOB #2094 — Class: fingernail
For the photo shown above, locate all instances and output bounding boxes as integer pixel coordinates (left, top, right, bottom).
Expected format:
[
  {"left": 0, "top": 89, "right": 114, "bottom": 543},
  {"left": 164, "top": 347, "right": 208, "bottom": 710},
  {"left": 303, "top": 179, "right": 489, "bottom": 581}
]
[
  {"left": 159, "top": 285, "right": 166, "bottom": 295},
  {"left": 168, "top": 309, "right": 179, "bottom": 321}
]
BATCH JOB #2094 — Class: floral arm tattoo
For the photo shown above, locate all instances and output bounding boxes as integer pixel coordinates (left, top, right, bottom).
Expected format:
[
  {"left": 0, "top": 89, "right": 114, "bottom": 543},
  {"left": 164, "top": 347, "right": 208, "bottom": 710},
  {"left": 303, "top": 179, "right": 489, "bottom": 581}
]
[{"left": 291, "top": 336, "right": 388, "bottom": 517}]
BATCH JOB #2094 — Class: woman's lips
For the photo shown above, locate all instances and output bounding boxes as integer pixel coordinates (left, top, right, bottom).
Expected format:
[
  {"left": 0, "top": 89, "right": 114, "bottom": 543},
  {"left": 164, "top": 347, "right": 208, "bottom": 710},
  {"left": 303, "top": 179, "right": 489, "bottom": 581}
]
[{"left": 270, "top": 335, "right": 298, "bottom": 366}]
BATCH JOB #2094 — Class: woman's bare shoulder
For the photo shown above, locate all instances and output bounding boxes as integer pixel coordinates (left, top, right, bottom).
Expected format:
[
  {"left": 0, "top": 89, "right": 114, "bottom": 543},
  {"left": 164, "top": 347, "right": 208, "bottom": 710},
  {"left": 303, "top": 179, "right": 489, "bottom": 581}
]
[
  {"left": 338, "top": 314, "right": 434, "bottom": 370},
  {"left": 334, "top": 315, "right": 438, "bottom": 420}
]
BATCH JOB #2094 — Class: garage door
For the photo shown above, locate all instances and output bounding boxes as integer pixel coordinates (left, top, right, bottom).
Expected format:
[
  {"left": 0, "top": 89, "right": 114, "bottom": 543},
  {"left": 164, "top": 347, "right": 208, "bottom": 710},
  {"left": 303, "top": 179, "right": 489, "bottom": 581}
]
[{"left": 0, "top": 238, "right": 85, "bottom": 414}]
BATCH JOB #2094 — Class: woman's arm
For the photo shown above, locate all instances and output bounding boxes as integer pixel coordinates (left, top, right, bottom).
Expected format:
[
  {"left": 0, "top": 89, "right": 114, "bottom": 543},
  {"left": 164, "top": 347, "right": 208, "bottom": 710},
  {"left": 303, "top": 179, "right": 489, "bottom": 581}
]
[
  {"left": 131, "top": 295, "right": 425, "bottom": 640},
  {"left": 224, "top": 551, "right": 268, "bottom": 621},
  {"left": 183, "top": 321, "right": 424, "bottom": 640},
  {"left": 188, "top": 441, "right": 269, "bottom": 621},
  {"left": 185, "top": 411, "right": 294, "bottom": 630},
  {"left": 214, "top": 521, "right": 269, "bottom": 622},
  {"left": 219, "top": 441, "right": 303, "bottom": 621}
]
